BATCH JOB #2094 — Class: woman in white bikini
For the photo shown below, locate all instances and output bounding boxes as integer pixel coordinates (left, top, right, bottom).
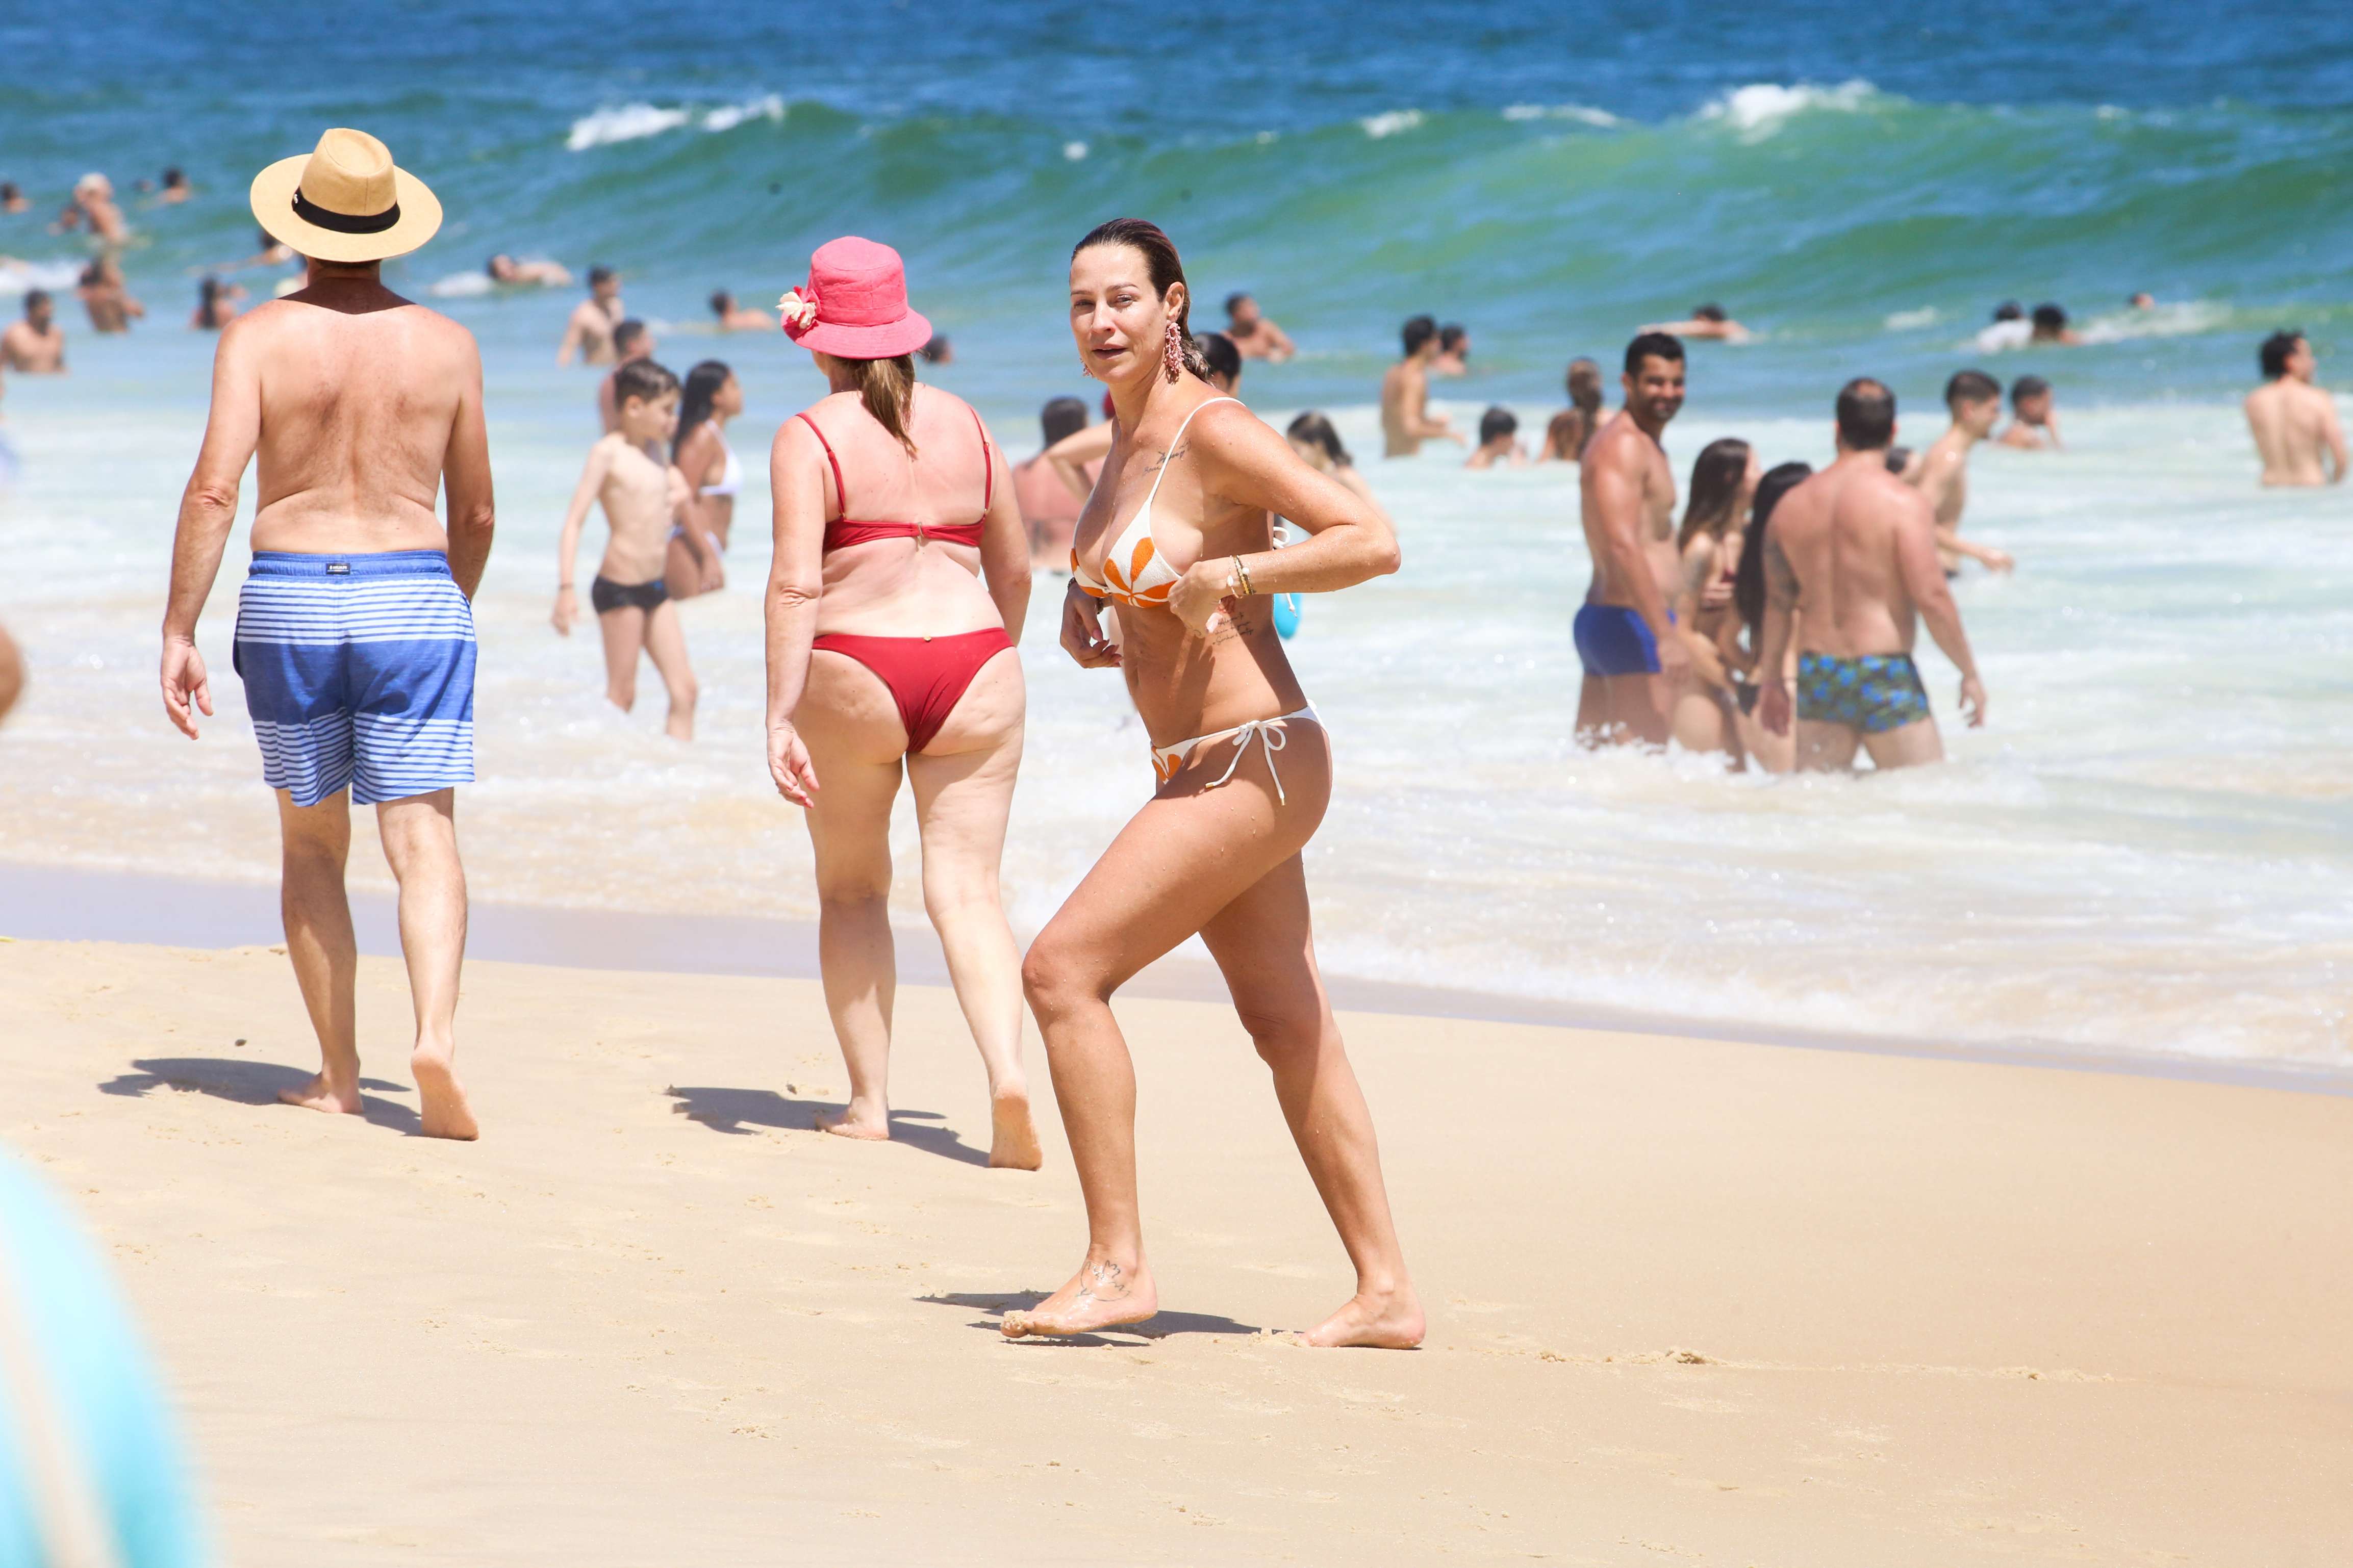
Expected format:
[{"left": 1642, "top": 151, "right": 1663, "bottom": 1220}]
[
  {"left": 666, "top": 359, "right": 741, "bottom": 599},
  {"left": 1007, "top": 219, "right": 1422, "bottom": 1348}
]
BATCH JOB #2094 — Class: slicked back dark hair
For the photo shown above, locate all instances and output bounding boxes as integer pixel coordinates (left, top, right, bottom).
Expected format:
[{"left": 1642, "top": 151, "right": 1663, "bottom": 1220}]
[
  {"left": 1835, "top": 377, "right": 1896, "bottom": 450},
  {"left": 1073, "top": 217, "right": 1209, "bottom": 381},
  {"left": 2260, "top": 330, "right": 2305, "bottom": 380},
  {"left": 1624, "top": 331, "right": 1685, "bottom": 375},
  {"left": 613, "top": 357, "right": 679, "bottom": 409},
  {"left": 1945, "top": 369, "right": 2001, "bottom": 407}
]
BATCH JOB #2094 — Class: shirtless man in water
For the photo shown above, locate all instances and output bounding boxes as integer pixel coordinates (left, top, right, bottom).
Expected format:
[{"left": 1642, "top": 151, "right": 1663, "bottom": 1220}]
[
  {"left": 160, "top": 129, "right": 493, "bottom": 1140},
  {"left": 2244, "top": 330, "right": 2346, "bottom": 487},
  {"left": 1223, "top": 291, "right": 1294, "bottom": 361},
  {"left": 2, "top": 290, "right": 66, "bottom": 372},
  {"left": 556, "top": 265, "right": 623, "bottom": 366},
  {"left": 1902, "top": 369, "right": 2016, "bottom": 575},
  {"left": 1574, "top": 332, "right": 1689, "bottom": 745},
  {"left": 1380, "top": 314, "right": 1461, "bottom": 456},
  {"left": 1759, "top": 379, "right": 1986, "bottom": 772}
]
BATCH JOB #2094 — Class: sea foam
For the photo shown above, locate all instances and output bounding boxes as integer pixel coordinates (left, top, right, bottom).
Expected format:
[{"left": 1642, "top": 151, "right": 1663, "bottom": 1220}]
[{"left": 1699, "top": 80, "right": 1878, "bottom": 140}]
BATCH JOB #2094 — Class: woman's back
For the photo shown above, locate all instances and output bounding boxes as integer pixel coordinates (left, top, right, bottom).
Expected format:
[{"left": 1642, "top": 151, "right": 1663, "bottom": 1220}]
[{"left": 797, "top": 383, "right": 1010, "bottom": 637}]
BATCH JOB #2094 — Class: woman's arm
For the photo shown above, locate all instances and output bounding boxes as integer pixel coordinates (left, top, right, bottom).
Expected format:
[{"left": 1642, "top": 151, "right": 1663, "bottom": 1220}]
[
  {"left": 1168, "top": 403, "right": 1399, "bottom": 634},
  {"left": 763, "top": 418, "right": 829, "bottom": 806},
  {"left": 1045, "top": 421, "right": 1115, "bottom": 502},
  {"left": 973, "top": 416, "right": 1031, "bottom": 641},
  {"left": 551, "top": 443, "right": 610, "bottom": 634}
]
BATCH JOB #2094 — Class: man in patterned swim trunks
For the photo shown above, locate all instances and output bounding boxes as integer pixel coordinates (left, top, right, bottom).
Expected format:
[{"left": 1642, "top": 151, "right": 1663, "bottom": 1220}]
[
  {"left": 158, "top": 129, "right": 494, "bottom": 1139},
  {"left": 1757, "top": 377, "right": 1987, "bottom": 772}
]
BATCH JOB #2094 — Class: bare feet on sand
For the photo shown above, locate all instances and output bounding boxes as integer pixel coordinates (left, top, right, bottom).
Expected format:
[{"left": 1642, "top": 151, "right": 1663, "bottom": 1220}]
[
  {"left": 1001, "top": 1257, "right": 1157, "bottom": 1339},
  {"left": 814, "top": 1099, "right": 890, "bottom": 1141},
  {"left": 278, "top": 1073, "right": 362, "bottom": 1117},
  {"left": 989, "top": 1089, "right": 1044, "bottom": 1171},
  {"left": 1293, "top": 1286, "right": 1426, "bottom": 1349},
  {"left": 410, "top": 1041, "right": 480, "bottom": 1141}
]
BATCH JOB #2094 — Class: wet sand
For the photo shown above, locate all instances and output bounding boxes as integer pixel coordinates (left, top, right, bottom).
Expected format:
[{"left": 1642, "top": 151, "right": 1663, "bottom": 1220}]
[{"left": 6, "top": 936, "right": 2349, "bottom": 1565}]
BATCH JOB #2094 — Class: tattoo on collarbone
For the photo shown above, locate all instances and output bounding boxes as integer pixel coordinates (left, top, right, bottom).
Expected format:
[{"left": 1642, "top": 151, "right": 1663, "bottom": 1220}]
[{"left": 1144, "top": 441, "right": 1187, "bottom": 475}]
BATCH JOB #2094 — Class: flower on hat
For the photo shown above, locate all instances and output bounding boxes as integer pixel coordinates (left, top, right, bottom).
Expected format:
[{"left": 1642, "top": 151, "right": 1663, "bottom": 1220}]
[{"left": 777, "top": 288, "right": 818, "bottom": 332}]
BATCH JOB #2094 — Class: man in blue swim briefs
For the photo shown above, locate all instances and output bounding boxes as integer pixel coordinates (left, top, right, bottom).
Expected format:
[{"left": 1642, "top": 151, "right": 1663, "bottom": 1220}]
[
  {"left": 1757, "top": 377, "right": 1988, "bottom": 772},
  {"left": 159, "top": 128, "right": 494, "bottom": 1140},
  {"left": 1575, "top": 331, "right": 1690, "bottom": 746}
]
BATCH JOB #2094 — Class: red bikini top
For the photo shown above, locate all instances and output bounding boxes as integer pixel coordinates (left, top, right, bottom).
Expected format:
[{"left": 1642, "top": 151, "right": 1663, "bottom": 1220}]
[{"left": 796, "top": 403, "right": 993, "bottom": 553}]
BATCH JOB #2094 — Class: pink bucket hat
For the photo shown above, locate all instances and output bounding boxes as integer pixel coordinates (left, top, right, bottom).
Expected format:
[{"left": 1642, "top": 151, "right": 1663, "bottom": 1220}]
[{"left": 777, "top": 236, "right": 932, "bottom": 359}]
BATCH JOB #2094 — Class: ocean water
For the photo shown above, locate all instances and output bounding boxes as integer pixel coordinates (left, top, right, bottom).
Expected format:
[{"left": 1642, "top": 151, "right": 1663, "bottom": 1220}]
[{"left": 2, "top": 2, "right": 2349, "bottom": 1070}]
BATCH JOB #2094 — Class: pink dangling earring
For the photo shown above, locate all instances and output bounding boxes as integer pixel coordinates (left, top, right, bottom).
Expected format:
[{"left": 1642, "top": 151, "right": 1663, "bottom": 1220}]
[{"left": 1162, "top": 319, "right": 1183, "bottom": 384}]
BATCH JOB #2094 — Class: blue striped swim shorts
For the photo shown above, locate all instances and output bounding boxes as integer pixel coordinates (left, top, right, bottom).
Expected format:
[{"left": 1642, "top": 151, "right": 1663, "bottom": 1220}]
[{"left": 232, "top": 550, "right": 477, "bottom": 808}]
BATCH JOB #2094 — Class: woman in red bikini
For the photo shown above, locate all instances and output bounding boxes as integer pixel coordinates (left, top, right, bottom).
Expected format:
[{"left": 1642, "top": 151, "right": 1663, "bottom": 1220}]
[
  {"left": 1005, "top": 219, "right": 1422, "bottom": 1348},
  {"left": 763, "top": 237, "right": 1041, "bottom": 1170}
]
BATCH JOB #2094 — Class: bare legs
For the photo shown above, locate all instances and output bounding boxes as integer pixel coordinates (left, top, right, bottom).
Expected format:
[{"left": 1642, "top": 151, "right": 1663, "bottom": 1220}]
[
  {"left": 273, "top": 787, "right": 477, "bottom": 1140},
  {"left": 793, "top": 648, "right": 1037, "bottom": 1166},
  {"left": 1794, "top": 715, "right": 1944, "bottom": 772},
  {"left": 1575, "top": 671, "right": 1675, "bottom": 748},
  {"left": 596, "top": 601, "right": 698, "bottom": 740},
  {"left": 1014, "top": 728, "right": 1422, "bottom": 1346}
]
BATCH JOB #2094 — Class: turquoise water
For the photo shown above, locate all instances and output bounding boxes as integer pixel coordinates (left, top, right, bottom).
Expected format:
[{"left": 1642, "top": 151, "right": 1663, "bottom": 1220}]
[{"left": 1, "top": 4, "right": 2348, "bottom": 1069}]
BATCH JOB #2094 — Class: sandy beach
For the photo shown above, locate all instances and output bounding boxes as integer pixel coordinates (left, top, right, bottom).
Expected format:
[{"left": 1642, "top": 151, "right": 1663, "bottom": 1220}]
[{"left": 6, "top": 935, "right": 2347, "bottom": 1564}]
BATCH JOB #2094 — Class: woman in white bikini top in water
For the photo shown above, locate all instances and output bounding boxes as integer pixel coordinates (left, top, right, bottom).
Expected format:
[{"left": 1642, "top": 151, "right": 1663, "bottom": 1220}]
[
  {"left": 666, "top": 359, "right": 743, "bottom": 600},
  {"left": 1008, "top": 218, "right": 1423, "bottom": 1350}
]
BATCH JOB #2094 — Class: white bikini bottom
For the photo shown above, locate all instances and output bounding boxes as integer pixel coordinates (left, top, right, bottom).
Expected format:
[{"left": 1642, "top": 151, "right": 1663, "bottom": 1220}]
[{"left": 1149, "top": 705, "right": 1319, "bottom": 803}]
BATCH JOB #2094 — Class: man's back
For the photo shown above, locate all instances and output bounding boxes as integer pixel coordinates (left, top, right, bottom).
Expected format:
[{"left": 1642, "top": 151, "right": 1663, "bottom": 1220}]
[
  {"left": 2245, "top": 377, "right": 2339, "bottom": 486},
  {"left": 1775, "top": 458, "right": 1934, "bottom": 657},
  {"left": 1379, "top": 359, "right": 1419, "bottom": 454},
  {"left": 234, "top": 288, "right": 479, "bottom": 551}
]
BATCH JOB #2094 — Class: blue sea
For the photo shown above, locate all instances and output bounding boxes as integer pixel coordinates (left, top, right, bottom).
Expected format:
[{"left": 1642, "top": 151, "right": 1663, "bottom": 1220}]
[{"left": 2, "top": 2, "right": 2348, "bottom": 1069}]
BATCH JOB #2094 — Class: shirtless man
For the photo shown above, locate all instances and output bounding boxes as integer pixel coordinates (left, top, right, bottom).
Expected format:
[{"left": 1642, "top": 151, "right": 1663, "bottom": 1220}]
[
  {"left": 1224, "top": 291, "right": 1294, "bottom": 361},
  {"left": 486, "top": 253, "right": 571, "bottom": 288},
  {"left": 54, "top": 173, "right": 128, "bottom": 247},
  {"left": 2, "top": 290, "right": 66, "bottom": 372},
  {"left": 1902, "top": 369, "right": 2016, "bottom": 574},
  {"left": 1574, "top": 331, "right": 1689, "bottom": 746},
  {"left": 1380, "top": 315, "right": 1461, "bottom": 456},
  {"left": 76, "top": 258, "right": 142, "bottom": 333},
  {"left": 553, "top": 358, "right": 698, "bottom": 739},
  {"left": 708, "top": 289, "right": 771, "bottom": 331},
  {"left": 556, "top": 265, "right": 623, "bottom": 366},
  {"left": 1758, "top": 378, "right": 1986, "bottom": 772},
  {"left": 2244, "top": 330, "right": 2346, "bottom": 487},
  {"left": 596, "top": 319, "right": 654, "bottom": 433},
  {"left": 1997, "top": 375, "right": 2060, "bottom": 450},
  {"left": 160, "top": 128, "right": 493, "bottom": 1141},
  {"left": 1644, "top": 303, "right": 1749, "bottom": 343}
]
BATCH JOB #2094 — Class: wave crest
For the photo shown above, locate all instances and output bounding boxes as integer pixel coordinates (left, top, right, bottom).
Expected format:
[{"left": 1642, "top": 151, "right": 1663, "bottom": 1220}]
[
  {"left": 567, "top": 95, "right": 784, "bottom": 151},
  {"left": 1699, "top": 80, "right": 1878, "bottom": 140}
]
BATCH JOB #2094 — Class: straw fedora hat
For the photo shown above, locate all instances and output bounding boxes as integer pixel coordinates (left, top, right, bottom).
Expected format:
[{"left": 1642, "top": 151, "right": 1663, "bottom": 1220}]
[{"left": 248, "top": 128, "right": 442, "bottom": 264}]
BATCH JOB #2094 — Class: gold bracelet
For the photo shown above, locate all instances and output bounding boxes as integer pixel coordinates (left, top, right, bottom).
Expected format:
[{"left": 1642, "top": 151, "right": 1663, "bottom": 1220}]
[{"left": 1232, "top": 554, "right": 1255, "bottom": 597}]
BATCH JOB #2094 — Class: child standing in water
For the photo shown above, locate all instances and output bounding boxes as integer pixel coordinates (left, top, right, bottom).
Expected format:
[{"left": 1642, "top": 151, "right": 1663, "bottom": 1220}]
[{"left": 552, "top": 359, "right": 700, "bottom": 739}]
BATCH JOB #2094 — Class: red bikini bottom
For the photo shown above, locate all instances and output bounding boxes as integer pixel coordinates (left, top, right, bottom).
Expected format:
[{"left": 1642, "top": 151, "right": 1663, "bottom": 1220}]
[{"left": 811, "top": 628, "right": 1014, "bottom": 754}]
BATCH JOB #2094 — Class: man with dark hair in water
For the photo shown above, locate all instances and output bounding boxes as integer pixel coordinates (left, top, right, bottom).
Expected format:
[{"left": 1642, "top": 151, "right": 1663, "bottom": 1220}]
[
  {"left": 708, "top": 288, "right": 770, "bottom": 331},
  {"left": 1015, "top": 395, "right": 1095, "bottom": 565},
  {"left": 1574, "top": 331, "right": 1689, "bottom": 746},
  {"left": 1196, "top": 330, "right": 1242, "bottom": 394},
  {"left": 1644, "top": 303, "right": 1750, "bottom": 343},
  {"left": 2029, "top": 302, "right": 2081, "bottom": 345},
  {"left": 1998, "top": 374, "right": 2060, "bottom": 449},
  {"left": 3, "top": 289, "right": 66, "bottom": 372},
  {"left": 1224, "top": 291, "right": 1294, "bottom": 362},
  {"left": 596, "top": 319, "right": 655, "bottom": 434},
  {"left": 1902, "top": 368, "right": 2016, "bottom": 575},
  {"left": 0, "top": 181, "right": 28, "bottom": 214},
  {"left": 2244, "top": 330, "right": 2346, "bottom": 487},
  {"left": 558, "top": 264, "right": 623, "bottom": 366},
  {"left": 1758, "top": 378, "right": 1986, "bottom": 772},
  {"left": 1380, "top": 314, "right": 1460, "bottom": 456}
]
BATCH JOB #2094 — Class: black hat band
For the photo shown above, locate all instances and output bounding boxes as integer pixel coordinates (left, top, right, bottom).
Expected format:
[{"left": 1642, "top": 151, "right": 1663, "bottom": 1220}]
[{"left": 292, "top": 188, "right": 399, "bottom": 234}]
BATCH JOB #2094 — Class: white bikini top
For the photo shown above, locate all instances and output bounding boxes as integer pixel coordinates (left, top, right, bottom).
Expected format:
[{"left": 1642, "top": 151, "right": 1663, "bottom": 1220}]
[
  {"left": 699, "top": 442, "right": 742, "bottom": 499},
  {"left": 1071, "top": 396, "right": 1239, "bottom": 608}
]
